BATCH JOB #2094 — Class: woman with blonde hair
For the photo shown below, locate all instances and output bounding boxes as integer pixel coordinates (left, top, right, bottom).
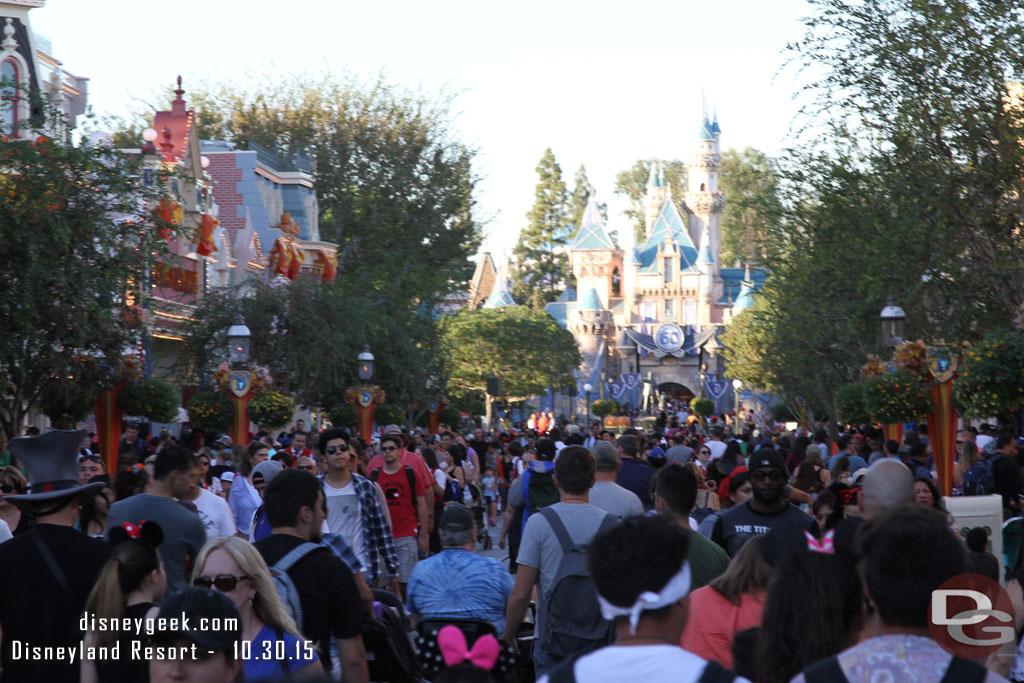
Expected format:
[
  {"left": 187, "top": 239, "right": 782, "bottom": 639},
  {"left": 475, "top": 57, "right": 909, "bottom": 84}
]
[
  {"left": 192, "top": 535, "right": 320, "bottom": 679},
  {"left": 81, "top": 521, "right": 166, "bottom": 683},
  {"left": 0, "top": 466, "right": 30, "bottom": 535}
]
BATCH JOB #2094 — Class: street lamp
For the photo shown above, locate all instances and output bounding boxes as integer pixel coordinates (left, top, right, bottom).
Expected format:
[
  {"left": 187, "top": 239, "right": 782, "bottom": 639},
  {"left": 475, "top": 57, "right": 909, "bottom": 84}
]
[
  {"left": 227, "top": 314, "right": 251, "bottom": 368},
  {"left": 880, "top": 302, "right": 906, "bottom": 352},
  {"left": 584, "top": 382, "right": 593, "bottom": 427},
  {"left": 357, "top": 344, "right": 374, "bottom": 383},
  {"left": 732, "top": 378, "right": 743, "bottom": 413}
]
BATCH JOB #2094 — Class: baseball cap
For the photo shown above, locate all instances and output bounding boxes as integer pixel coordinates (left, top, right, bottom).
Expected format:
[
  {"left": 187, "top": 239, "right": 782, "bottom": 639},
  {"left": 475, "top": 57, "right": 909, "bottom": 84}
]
[
  {"left": 381, "top": 424, "right": 403, "bottom": 436},
  {"left": 593, "top": 441, "right": 620, "bottom": 471},
  {"left": 150, "top": 586, "right": 241, "bottom": 653},
  {"left": 647, "top": 446, "right": 666, "bottom": 466},
  {"left": 251, "top": 460, "right": 284, "bottom": 486},
  {"left": 852, "top": 468, "right": 870, "bottom": 483},
  {"left": 749, "top": 448, "right": 786, "bottom": 475},
  {"left": 439, "top": 503, "right": 474, "bottom": 534},
  {"left": 219, "top": 471, "right": 235, "bottom": 483},
  {"left": 215, "top": 434, "right": 232, "bottom": 447}
]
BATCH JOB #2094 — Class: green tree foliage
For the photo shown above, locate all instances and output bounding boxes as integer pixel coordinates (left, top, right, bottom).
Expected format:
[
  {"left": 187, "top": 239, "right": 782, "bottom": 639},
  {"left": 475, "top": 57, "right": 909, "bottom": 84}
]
[
  {"left": 181, "top": 277, "right": 448, "bottom": 425},
  {"left": 119, "top": 379, "right": 181, "bottom": 424},
  {"left": 510, "top": 149, "right": 572, "bottom": 308},
  {"left": 689, "top": 397, "right": 715, "bottom": 418},
  {"left": 591, "top": 399, "right": 621, "bottom": 418},
  {"left": 569, "top": 164, "right": 607, "bottom": 227},
  {"left": 443, "top": 307, "right": 580, "bottom": 401},
  {"left": 0, "top": 130, "right": 176, "bottom": 438},
  {"left": 614, "top": 159, "right": 687, "bottom": 242},
  {"left": 718, "top": 148, "right": 785, "bottom": 266},
  {"left": 146, "top": 73, "right": 482, "bottom": 310}
]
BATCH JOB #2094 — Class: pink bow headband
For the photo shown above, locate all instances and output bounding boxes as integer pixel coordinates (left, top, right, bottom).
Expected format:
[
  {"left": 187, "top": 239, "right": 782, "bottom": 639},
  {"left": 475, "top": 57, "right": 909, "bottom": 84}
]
[
  {"left": 805, "top": 529, "right": 835, "bottom": 554},
  {"left": 438, "top": 625, "right": 500, "bottom": 671}
]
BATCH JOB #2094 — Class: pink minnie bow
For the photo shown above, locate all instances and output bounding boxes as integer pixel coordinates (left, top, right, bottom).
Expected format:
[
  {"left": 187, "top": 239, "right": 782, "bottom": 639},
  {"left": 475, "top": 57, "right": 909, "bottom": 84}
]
[
  {"left": 805, "top": 529, "right": 835, "bottom": 554},
  {"left": 437, "top": 625, "right": 500, "bottom": 671}
]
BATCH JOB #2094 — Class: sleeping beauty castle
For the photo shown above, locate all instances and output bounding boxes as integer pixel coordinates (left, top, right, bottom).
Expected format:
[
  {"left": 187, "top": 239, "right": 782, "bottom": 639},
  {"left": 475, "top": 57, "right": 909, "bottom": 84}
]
[{"left": 540, "top": 106, "right": 767, "bottom": 409}]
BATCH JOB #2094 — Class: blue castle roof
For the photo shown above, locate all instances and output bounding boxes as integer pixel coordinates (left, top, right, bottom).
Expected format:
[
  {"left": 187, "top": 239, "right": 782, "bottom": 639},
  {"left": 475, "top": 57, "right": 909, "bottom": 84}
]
[
  {"left": 578, "top": 287, "right": 603, "bottom": 312},
  {"left": 635, "top": 201, "right": 698, "bottom": 273},
  {"left": 571, "top": 195, "right": 616, "bottom": 251}
]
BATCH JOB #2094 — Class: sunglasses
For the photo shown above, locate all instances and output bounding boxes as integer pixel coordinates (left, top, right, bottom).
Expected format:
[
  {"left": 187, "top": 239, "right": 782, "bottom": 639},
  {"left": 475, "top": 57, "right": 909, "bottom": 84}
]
[
  {"left": 0, "top": 483, "right": 20, "bottom": 494},
  {"left": 298, "top": 464, "right": 314, "bottom": 471},
  {"left": 381, "top": 445, "right": 400, "bottom": 452},
  {"left": 751, "top": 470, "right": 784, "bottom": 482},
  {"left": 193, "top": 574, "right": 250, "bottom": 592},
  {"left": 80, "top": 455, "right": 103, "bottom": 464},
  {"left": 326, "top": 444, "right": 349, "bottom": 454}
]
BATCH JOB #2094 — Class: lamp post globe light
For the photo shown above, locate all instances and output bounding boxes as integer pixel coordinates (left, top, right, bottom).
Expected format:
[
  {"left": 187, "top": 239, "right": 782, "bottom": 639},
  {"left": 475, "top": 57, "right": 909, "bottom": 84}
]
[
  {"left": 227, "top": 314, "right": 251, "bottom": 368},
  {"left": 584, "top": 382, "right": 593, "bottom": 427},
  {"left": 732, "top": 378, "right": 743, "bottom": 413},
  {"left": 357, "top": 344, "right": 374, "bottom": 383},
  {"left": 880, "top": 302, "right": 906, "bottom": 352}
]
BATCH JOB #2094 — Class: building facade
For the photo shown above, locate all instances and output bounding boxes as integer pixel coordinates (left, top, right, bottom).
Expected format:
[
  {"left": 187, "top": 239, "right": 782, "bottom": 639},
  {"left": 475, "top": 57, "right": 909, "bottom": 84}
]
[{"left": 547, "top": 109, "right": 765, "bottom": 408}]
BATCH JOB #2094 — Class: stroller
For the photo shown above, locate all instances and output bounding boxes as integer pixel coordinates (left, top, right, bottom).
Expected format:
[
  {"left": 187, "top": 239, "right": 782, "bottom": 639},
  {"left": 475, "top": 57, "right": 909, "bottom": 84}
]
[{"left": 465, "top": 481, "right": 493, "bottom": 550}]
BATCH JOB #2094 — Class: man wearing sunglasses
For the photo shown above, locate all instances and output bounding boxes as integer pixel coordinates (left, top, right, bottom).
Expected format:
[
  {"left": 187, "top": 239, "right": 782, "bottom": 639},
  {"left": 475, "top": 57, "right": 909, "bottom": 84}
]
[
  {"left": 370, "top": 434, "right": 428, "bottom": 599},
  {"left": 367, "top": 425, "right": 435, "bottom": 530},
  {"left": 78, "top": 452, "right": 106, "bottom": 485},
  {"left": 710, "top": 449, "right": 811, "bottom": 558},
  {"left": 320, "top": 427, "right": 401, "bottom": 594}
]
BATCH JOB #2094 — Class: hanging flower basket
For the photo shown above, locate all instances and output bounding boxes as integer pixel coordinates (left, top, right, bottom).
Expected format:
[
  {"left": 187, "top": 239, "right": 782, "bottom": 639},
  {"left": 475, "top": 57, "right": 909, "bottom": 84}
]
[
  {"left": 863, "top": 370, "right": 932, "bottom": 424},
  {"left": 186, "top": 391, "right": 235, "bottom": 433},
  {"left": 119, "top": 378, "right": 180, "bottom": 424},
  {"left": 214, "top": 362, "right": 273, "bottom": 396},
  {"left": 248, "top": 390, "right": 295, "bottom": 429}
]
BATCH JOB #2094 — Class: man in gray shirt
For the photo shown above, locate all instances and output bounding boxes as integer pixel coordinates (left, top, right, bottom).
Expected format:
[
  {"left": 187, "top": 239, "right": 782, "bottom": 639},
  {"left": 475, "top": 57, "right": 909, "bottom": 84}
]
[
  {"left": 107, "top": 445, "right": 206, "bottom": 592},
  {"left": 588, "top": 442, "right": 644, "bottom": 520}
]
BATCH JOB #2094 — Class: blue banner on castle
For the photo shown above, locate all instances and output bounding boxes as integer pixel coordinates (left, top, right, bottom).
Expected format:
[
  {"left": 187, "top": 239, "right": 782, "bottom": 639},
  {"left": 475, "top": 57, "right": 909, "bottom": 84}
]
[{"left": 704, "top": 375, "right": 731, "bottom": 415}]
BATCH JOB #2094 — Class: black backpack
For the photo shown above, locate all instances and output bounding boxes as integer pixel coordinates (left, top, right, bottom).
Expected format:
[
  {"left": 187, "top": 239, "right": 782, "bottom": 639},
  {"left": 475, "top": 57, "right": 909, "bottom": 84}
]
[{"left": 536, "top": 507, "right": 617, "bottom": 667}]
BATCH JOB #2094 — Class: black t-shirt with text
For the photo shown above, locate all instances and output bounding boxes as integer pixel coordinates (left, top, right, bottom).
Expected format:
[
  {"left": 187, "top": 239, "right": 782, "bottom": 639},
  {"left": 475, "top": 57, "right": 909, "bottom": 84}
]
[{"left": 711, "top": 501, "right": 812, "bottom": 557}]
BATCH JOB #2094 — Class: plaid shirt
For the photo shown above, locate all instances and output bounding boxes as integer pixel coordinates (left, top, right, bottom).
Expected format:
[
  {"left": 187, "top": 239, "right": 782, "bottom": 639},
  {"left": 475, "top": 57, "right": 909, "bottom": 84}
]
[
  {"left": 324, "top": 473, "right": 399, "bottom": 582},
  {"left": 320, "top": 532, "right": 362, "bottom": 575}
]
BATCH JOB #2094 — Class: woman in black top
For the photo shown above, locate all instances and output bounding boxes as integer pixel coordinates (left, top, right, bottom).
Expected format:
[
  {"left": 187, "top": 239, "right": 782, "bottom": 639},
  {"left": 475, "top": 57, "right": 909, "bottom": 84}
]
[{"left": 81, "top": 522, "right": 166, "bottom": 683}]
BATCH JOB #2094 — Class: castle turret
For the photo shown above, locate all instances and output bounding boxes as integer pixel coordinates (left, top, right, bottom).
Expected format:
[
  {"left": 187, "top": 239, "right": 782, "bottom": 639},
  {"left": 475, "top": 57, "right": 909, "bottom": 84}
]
[
  {"left": 644, "top": 162, "right": 668, "bottom": 239},
  {"left": 685, "top": 105, "right": 725, "bottom": 281}
]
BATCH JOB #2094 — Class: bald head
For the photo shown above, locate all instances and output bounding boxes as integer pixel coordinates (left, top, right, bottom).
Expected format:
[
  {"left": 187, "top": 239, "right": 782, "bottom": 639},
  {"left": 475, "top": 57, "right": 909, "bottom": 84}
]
[{"left": 861, "top": 459, "right": 914, "bottom": 519}]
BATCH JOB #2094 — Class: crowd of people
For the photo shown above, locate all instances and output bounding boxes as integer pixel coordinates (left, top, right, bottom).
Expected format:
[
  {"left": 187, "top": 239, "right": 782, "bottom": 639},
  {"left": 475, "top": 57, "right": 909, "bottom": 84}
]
[{"left": 0, "top": 408, "right": 1023, "bottom": 682}]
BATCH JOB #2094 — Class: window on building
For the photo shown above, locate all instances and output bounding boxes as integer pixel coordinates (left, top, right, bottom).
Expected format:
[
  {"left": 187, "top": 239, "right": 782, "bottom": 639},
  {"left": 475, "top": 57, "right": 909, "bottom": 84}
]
[
  {"left": 642, "top": 301, "right": 656, "bottom": 321},
  {"left": 684, "top": 299, "right": 697, "bottom": 324},
  {"left": 664, "top": 299, "right": 675, "bottom": 320},
  {"left": 663, "top": 257, "right": 674, "bottom": 285},
  {"left": 611, "top": 267, "right": 621, "bottom": 297},
  {"left": 700, "top": 182, "right": 706, "bottom": 192},
  {"left": 1, "top": 59, "right": 18, "bottom": 136}
]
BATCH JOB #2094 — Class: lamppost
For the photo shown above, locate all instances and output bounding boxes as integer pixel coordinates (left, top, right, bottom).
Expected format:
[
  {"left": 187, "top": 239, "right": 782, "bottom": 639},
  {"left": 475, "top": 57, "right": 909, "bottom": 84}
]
[
  {"left": 732, "top": 378, "right": 743, "bottom": 414},
  {"left": 226, "top": 314, "right": 253, "bottom": 446},
  {"left": 347, "top": 344, "right": 384, "bottom": 443},
  {"left": 880, "top": 301, "right": 906, "bottom": 353},
  {"left": 584, "top": 382, "right": 593, "bottom": 427}
]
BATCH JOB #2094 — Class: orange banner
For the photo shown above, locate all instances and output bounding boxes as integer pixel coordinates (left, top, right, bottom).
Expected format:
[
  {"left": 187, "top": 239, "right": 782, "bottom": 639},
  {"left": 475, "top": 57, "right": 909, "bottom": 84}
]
[
  {"left": 197, "top": 214, "right": 218, "bottom": 256},
  {"left": 882, "top": 423, "right": 904, "bottom": 446},
  {"left": 927, "top": 379, "right": 957, "bottom": 496}
]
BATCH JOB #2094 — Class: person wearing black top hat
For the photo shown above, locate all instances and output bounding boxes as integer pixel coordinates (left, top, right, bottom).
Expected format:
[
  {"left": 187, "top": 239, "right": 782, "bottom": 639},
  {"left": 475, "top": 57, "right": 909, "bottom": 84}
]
[{"left": 0, "top": 429, "right": 111, "bottom": 683}]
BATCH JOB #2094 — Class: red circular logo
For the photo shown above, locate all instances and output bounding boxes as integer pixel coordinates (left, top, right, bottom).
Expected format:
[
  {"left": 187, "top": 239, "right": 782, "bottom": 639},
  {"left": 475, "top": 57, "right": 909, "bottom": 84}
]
[{"left": 928, "top": 573, "right": 1014, "bottom": 658}]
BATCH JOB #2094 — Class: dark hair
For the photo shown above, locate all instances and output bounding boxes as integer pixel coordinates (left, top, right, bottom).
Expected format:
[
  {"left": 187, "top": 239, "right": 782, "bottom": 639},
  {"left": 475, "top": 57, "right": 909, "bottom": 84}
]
[
  {"left": 318, "top": 428, "right": 350, "bottom": 455},
  {"left": 78, "top": 475, "right": 112, "bottom": 533},
  {"left": 535, "top": 438, "right": 557, "bottom": 461},
  {"left": 262, "top": 469, "right": 323, "bottom": 528},
  {"left": 446, "top": 443, "right": 466, "bottom": 468},
  {"left": 553, "top": 446, "right": 595, "bottom": 495},
  {"left": 655, "top": 464, "right": 697, "bottom": 517},
  {"left": 380, "top": 434, "right": 403, "bottom": 449},
  {"left": 793, "top": 462, "right": 822, "bottom": 495},
  {"left": 914, "top": 477, "right": 943, "bottom": 510},
  {"left": 909, "top": 441, "right": 927, "bottom": 459},
  {"left": 113, "top": 466, "right": 149, "bottom": 501},
  {"left": 859, "top": 504, "right": 965, "bottom": 628},
  {"left": 836, "top": 434, "right": 852, "bottom": 451},
  {"left": 756, "top": 552, "right": 864, "bottom": 683},
  {"left": 884, "top": 439, "right": 900, "bottom": 454},
  {"left": 420, "top": 447, "right": 439, "bottom": 470},
  {"left": 616, "top": 434, "right": 639, "bottom": 457},
  {"left": 811, "top": 489, "right": 840, "bottom": 530},
  {"left": 997, "top": 435, "right": 1016, "bottom": 451},
  {"left": 507, "top": 441, "right": 523, "bottom": 458},
  {"left": 832, "top": 455, "right": 850, "bottom": 476},
  {"left": 790, "top": 436, "right": 809, "bottom": 464},
  {"left": 153, "top": 445, "right": 194, "bottom": 481},
  {"left": 589, "top": 515, "right": 690, "bottom": 623}
]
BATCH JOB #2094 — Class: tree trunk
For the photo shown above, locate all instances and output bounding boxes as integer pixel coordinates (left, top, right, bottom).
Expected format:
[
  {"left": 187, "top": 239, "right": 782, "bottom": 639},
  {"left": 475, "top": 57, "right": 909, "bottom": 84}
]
[{"left": 485, "top": 394, "right": 495, "bottom": 432}]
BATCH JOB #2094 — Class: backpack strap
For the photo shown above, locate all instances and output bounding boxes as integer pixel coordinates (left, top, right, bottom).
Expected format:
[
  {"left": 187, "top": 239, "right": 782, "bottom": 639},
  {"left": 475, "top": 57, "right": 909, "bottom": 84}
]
[
  {"left": 31, "top": 532, "right": 73, "bottom": 598},
  {"left": 539, "top": 506, "right": 576, "bottom": 553},
  {"left": 272, "top": 541, "right": 323, "bottom": 574},
  {"left": 370, "top": 467, "right": 381, "bottom": 482},
  {"left": 275, "top": 628, "right": 291, "bottom": 679},
  {"left": 404, "top": 465, "right": 419, "bottom": 515},
  {"left": 802, "top": 655, "right": 847, "bottom": 683},
  {"left": 940, "top": 656, "right": 987, "bottom": 683},
  {"left": 697, "top": 659, "right": 736, "bottom": 683}
]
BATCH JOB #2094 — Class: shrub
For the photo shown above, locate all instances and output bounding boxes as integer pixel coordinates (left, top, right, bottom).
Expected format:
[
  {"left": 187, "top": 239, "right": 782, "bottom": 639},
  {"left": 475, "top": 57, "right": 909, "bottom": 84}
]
[
  {"left": 119, "top": 378, "right": 180, "bottom": 423},
  {"left": 591, "top": 399, "right": 622, "bottom": 418},
  {"left": 689, "top": 397, "right": 715, "bottom": 418},
  {"left": 329, "top": 403, "right": 357, "bottom": 429}
]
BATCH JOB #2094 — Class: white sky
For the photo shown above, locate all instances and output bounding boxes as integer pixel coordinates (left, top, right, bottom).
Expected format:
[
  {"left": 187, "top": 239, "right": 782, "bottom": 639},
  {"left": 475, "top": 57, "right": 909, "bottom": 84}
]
[{"left": 32, "top": 0, "right": 814, "bottom": 263}]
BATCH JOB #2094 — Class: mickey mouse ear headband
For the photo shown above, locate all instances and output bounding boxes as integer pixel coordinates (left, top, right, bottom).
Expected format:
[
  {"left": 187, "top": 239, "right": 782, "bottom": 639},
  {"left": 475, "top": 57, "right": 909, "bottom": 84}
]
[{"left": 109, "top": 520, "right": 165, "bottom": 548}]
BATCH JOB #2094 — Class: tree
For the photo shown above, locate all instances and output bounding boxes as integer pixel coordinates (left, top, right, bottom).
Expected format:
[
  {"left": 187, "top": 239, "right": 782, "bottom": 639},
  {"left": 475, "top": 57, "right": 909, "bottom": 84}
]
[
  {"left": 719, "top": 148, "right": 785, "bottom": 266},
  {"left": 614, "top": 159, "right": 688, "bottom": 242},
  {"left": 510, "top": 149, "right": 572, "bottom": 307},
  {"left": 0, "top": 131, "right": 174, "bottom": 438},
  {"left": 443, "top": 307, "right": 581, "bottom": 424},
  {"left": 569, "top": 164, "right": 607, "bottom": 227},
  {"left": 119, "top": 73, "right": 482, "bottom": 312}
]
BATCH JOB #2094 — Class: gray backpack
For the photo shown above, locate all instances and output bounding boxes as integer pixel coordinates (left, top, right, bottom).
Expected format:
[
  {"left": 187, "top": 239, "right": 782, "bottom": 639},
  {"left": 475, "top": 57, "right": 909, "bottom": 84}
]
[
  {"left": 269, "top": 542, "right": 323, "bottom": 627},
  {"left": 537, "top": 507, "right": 618, "bottom": 665}
]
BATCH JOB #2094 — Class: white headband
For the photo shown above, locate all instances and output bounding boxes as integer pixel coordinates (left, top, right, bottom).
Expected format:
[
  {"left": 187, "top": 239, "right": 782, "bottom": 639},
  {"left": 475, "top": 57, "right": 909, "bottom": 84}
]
[{"left": 596, "top": 561, "right": 692, "bottom": 635}]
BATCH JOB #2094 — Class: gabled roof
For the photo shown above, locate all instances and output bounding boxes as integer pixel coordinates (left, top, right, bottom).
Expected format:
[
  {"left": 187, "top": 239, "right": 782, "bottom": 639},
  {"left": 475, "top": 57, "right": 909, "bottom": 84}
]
[
  {"left": 571, "top": 195, "right": 616, "bottom": 251},
  {"left": 578, "top": 287, "right": 603, "bottom": 312},
  {"left": 636, "top": 200, "right": 698, "bottom": 273},
  {"left": 483, "top": 270, "right": 515, "bottom": 308},
  {"left": 696, "top": 116, "right": 715, "bottom": 141},
  {"left": 468, "top": 253, "right": 497, "bottom": 308}
]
